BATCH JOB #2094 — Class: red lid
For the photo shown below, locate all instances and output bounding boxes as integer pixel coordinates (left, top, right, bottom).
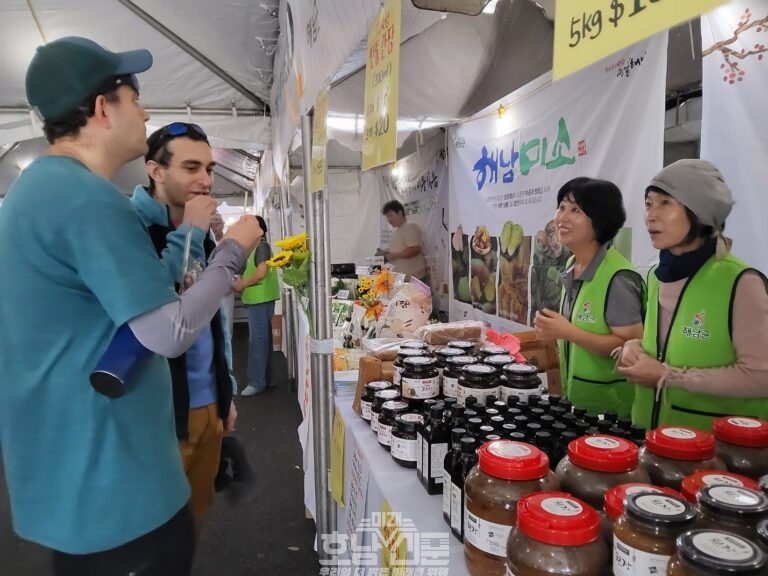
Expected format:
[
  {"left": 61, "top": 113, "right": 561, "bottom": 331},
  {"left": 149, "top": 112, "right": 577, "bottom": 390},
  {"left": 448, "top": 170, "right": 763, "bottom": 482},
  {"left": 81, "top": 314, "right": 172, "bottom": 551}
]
[
  {"left": 713, "top": 416, "right": 768, "bottom": 448},
  {"left": 645, "top": 426, "right": 716, "bottom": 461},
  {"left": 566, "top": 435, "right": 639, "bottom": 473},
  {"left": 681, "top": 469, "right": 759, "bottom": 503},
  {"left": 516, "top": 492, "right": 601, "bottom": 546},
  {"left": 478, "top": 440, "right": 549, "bottom": 481},
  {"left": 604, "top": 483, "right": 682, "bottom": 520}
]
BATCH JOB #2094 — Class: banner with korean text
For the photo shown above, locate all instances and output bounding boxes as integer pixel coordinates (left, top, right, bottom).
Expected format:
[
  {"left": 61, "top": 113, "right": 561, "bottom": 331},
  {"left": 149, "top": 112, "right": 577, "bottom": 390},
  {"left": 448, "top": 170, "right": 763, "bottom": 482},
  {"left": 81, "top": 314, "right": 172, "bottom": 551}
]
[
  {"left": 448, "top": 34, "right": 666, "bottom": 332},
  {"left": 700, "top": 0, "right": 768, "bottom": 274}
]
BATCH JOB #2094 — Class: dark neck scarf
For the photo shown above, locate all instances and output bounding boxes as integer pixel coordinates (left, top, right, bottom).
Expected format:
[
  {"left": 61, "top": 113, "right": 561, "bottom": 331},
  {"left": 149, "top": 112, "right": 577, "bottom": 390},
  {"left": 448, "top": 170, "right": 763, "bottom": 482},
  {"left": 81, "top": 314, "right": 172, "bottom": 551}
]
[{"left": 655, "top": 237, "right": 716, "bottom": 282}]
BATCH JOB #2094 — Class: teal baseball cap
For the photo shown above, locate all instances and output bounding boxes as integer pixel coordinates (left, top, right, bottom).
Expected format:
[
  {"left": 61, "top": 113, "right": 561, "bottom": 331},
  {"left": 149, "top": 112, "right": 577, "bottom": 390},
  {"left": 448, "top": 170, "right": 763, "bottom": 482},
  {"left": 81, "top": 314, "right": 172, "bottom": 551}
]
[{"left": 26, "top": 36, "right": 153, "bottom": 122}]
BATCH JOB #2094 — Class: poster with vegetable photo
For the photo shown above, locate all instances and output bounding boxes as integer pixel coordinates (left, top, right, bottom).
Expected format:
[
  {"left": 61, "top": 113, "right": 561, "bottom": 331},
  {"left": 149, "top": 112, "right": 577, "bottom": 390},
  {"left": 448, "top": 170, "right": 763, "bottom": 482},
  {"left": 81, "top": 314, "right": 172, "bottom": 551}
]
[
  {"left": 470, "top": 225, "right": 498, "bottom": 316},
  {"left": 529, "top": 219, "right": 571, "bottom": 324},
  {"left": 451, "top": 225, "right": 471, "bottom": 304},
  {"left": 498, "top": 221, "right": 531, "bottom": 324}
]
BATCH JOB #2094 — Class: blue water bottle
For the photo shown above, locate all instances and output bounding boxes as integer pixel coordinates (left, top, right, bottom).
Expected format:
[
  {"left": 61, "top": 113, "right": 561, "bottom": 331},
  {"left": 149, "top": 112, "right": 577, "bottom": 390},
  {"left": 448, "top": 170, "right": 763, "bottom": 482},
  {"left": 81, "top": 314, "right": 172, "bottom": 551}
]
[{"left": 90, "top": 323, "right": 153, "bottom": 398}]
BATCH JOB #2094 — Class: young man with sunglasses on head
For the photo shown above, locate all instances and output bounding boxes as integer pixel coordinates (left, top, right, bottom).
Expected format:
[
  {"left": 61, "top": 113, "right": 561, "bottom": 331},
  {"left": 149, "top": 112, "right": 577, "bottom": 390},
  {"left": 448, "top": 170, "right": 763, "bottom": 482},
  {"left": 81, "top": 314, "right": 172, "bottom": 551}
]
[
  {"left": 0, "top": 38, "right": 262, "bottom": 576},
  {"left": 131, "top": 122, "right": 239, "bottom": 534}
]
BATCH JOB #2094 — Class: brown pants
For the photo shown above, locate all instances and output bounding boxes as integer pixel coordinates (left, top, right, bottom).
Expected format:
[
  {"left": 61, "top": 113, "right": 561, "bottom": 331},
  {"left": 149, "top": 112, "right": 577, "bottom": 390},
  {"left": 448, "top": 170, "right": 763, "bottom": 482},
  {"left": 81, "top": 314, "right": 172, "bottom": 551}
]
[{"left": 179, "top": 402, "right": 224, "bottom": 533}]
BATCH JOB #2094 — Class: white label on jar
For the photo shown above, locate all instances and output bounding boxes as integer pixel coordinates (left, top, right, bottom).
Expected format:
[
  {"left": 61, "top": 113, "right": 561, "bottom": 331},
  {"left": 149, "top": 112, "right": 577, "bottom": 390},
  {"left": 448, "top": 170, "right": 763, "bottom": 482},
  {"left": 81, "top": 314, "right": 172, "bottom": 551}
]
[
  {"left": 443, "top": 375, "right": 459, "bottom": 398},
  {"left": 371, "top": 411, "right": 380, "bottom": 433},
  {"left": 422, "top": 437, "right": 429, "bottom": 479},
  {"left": 634, "top": 494, "right": 687, "bottom": 515},
  {"left": 613, "top": 537, "right": 671, "bottom": 576},
  {"left": 402, "top": 375, "right": 439, "bottom": 399},
  {"left": 416, "top": 432, "right": 423, "bottom": 475},
  {"left": 541, "top": 497, "right": 583, "bottom": 516},
  {"left": 431, "top": 443, "right": 448, "bottom": 480},
  {"left": 701, "top": 473, "right": 744, "bottom": 487},
  {"left": 457, "top": 384, "right": 500, "bottom": 407},
  {"left": 489, "top": 442, "right": 532, "bottom": 459},
  {"left": 442, "top": 469, "right": 452, "bottom": 517},
  {"left": 585, "top": 436, "right": 622, "bottom": 450},
  {"left": 393, "top": 365, "right": 402, "bottom": 386},
  {"left": 726, "top": 416, "right": 761, "bottom": 428},
  {"left": 661, "top": 427, "right": 697, "bottom": 439},
  {"left": 464, "top": 509, "right": 513, "bottom": 557},
  {"left": 708, "top": 485, "right": 761, "bottom": 506},
  {"left": 378, "top": 423, "right": 393, "bottom": 446},
  {"left": 361, "top": 400, "right": 372, "bottom": 420},
  {"left": 500, "top": 385, "right": 541, "bottom": 403},
  {"left": 450, "top": 483, "right": 463, "bottom": 532},
  {"left": 391, "top": 436, "right": 416, "bottom": 461},
  {"left": 691, "top": 531, "right": 755, "bottom": 561}
]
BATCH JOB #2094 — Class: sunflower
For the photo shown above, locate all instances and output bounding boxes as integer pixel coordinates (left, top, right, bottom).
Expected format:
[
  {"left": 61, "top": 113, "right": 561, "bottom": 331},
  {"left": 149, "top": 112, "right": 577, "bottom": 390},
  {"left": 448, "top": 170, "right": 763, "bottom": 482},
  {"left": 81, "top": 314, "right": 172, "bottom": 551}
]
[
  {"left": 375, "top": 270, "right": 396, "bottom": 296},
  {"left": 275, "top": 232, "right": 308, "bottom": 251},
  {"left": 266, "top": 250, "right": 293, "bottom": 267}
]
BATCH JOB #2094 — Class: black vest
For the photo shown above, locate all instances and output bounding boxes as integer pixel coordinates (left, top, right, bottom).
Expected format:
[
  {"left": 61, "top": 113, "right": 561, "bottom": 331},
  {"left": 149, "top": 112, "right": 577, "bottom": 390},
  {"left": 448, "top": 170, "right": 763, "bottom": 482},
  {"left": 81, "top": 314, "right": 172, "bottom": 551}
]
[{"left": 147, "top": 218, "right": 232, "bottom": 440}]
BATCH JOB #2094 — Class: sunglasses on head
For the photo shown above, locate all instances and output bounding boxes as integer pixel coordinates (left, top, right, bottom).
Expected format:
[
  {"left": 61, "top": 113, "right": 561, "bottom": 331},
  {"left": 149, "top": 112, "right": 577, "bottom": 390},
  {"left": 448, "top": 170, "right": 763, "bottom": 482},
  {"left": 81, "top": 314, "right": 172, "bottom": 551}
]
[{"left": 147, "top": 122, "right": 208, "bottom": 162}]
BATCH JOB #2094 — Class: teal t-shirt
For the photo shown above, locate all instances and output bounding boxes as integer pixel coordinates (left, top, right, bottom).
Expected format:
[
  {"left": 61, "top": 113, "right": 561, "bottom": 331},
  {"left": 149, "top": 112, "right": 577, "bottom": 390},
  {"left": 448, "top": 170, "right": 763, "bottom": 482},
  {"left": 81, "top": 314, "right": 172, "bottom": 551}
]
[{"left": 0, "top": 156, "right": 190, "bottom": 553}]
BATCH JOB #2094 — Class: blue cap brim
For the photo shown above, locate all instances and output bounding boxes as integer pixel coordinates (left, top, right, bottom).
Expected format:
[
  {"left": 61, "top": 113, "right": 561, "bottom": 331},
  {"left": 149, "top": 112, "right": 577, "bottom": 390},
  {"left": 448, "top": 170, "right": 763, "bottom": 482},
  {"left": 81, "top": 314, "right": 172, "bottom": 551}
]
[{"left": 115, "top": 49, "right": 153, "bottom": 76}]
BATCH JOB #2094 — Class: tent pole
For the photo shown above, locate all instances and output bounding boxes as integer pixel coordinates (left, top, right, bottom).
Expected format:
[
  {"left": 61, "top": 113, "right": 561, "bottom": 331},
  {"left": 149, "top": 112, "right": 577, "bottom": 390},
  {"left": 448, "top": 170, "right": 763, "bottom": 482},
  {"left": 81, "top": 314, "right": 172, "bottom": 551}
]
[
  {"left": 302, "top": 113, "right": 337, "bottom": 557},
  {"left": 280, "top": 162, "right": 299, "bottom": 393}
]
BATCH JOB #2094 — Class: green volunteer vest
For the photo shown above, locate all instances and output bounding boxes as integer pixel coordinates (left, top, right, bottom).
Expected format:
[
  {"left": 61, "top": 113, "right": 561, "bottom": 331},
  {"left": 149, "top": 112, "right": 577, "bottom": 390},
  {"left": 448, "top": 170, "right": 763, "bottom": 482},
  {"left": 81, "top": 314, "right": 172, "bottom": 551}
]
[
  {"left": 633, "top": 255, "right": 768, "bottom": 430},
  {"left": 241, "top": 243, "right": 280, "bottom": 305},
  {"left": 559, "top": 248, "right": 644, "bottom": 418}
]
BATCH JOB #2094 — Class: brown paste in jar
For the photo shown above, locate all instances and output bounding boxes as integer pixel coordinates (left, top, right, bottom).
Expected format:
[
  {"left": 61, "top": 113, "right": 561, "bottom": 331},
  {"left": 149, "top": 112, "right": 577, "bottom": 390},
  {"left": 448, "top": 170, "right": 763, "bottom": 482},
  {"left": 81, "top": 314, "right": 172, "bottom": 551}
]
[
  {"left": 712, "top": 416, "right": 768, "bottom": 480},
  {"left": 463, "top": 440, "right": 559, "bottom": 576},
  {"left": 667, "top": 529, "right": 767, "bottom": 575}
]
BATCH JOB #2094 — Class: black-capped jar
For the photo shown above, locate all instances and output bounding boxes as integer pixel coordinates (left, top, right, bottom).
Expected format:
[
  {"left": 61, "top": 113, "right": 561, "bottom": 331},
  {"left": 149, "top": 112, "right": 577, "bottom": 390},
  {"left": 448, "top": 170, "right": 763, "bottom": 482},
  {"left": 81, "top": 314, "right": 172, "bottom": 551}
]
[
  {"left": 457, "top": 364, "right": 500, "bottom": 408},
  {"left": 400, "top": 340, "right": 428, "bottom": 351},
  {"left": 360, "top": 380, "right": 393, "bottom": 423},
  {"left": 696, "top": 485, "right": 768, "bottom": 541},
  {"left": 443, "top": 355, "right": 477, "bottom": 400},
  {"left": 433, "top": 346, "right": 464, "bottom": 378},
  {"left": 370, "top": 389, "right": 400, "bottom": 434},
  {"left": 712, "top": 416, "right": 768, "bottom": 480},
  {"left": 639, "top": 426, "right": 726, "bottom": 490},
  {"left": 391, "top": 413, "right": 423, "bottom": 468},
  {"left": 501, "top": 363, "right": 541, "bottom": 404},
  {"left": 602, "top": 483, "right": 683, "bottom": 550},
  {"left": 613, "top": 492, "right": 697, "bottom": 576},
  {"left": 400, "top": 356, "right": 440, "bottom": 402},
  {"left": 555, "top": 435, "right": 651, "bottom": 510},
  {"left": 463, "top": 440, "right": 560, "bottom": 575},
  {"left": 392, "top": 348, "right": 428, "bottom": 387},
  {"left": 377, "top": 400, "right": 409, "bottom": 450},
  {"left": 680, "top": 469, "right": 759, "bottom": 503},
  {"left": 478, "top": 344, "right": 509, "bottom": 359},
  {"left": 482, "top": 354, "right": 516, "bottom": 371},
  {"left": 667, "top": 530, "right": 766, "bottom": 575},
  {"left": 507, "top": 492, "right": 609, "bottom": 576},
  {"left": 448, "top": 340, "right": 476, "bottom": 355}
]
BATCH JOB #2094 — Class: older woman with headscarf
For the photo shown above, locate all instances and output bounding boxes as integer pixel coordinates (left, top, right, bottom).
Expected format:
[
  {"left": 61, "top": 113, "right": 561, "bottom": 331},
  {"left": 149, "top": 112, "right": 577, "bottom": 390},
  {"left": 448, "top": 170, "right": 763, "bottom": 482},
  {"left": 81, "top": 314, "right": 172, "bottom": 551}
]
[{"left": 618, "top": 160, "right": 768, "bottom": 431}]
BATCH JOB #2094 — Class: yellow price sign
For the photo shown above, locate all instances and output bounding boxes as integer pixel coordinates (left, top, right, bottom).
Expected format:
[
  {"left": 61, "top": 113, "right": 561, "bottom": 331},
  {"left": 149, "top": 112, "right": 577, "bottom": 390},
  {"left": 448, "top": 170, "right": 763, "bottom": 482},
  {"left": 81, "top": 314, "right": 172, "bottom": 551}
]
[
  {"left": 330, "top": 406, "right": 345, "bottom": 506},
  {"left": 310, "top": 86, "right": 329, "bottom": 194},
  {"left": 379, "top": 499, "right": 408, "bottom": 569},
  {"left": 554, "top": 0, "right": 728, "bottom": 80},
  {"left": 362, "top": 0, "right": 401, "bottom": 171}
]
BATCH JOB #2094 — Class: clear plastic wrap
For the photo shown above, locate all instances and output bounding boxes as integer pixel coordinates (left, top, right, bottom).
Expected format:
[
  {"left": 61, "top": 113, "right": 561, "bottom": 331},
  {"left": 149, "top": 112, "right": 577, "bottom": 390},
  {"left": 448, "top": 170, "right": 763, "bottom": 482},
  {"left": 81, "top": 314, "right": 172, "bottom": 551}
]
[{"left": 413, "top": 320, "right": 485, "bottom": 345}]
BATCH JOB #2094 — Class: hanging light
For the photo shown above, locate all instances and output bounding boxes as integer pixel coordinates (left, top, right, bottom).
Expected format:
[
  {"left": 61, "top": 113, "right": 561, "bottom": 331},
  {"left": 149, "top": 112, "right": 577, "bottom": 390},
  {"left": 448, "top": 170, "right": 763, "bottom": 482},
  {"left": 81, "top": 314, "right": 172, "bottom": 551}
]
[
  {"left": 391, "top": 162, "right": 401, "bottom": 177},
  {"left": 497, "top": 103, "right": 507, "bottom": 119}
]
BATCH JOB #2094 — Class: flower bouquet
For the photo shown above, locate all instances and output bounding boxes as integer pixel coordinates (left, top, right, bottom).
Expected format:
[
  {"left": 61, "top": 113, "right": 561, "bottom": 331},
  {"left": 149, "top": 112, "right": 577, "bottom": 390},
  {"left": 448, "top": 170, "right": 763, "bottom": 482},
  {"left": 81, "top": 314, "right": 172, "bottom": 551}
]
[{"left": 266, "top": 232, "right": 313, "bottom": 333}]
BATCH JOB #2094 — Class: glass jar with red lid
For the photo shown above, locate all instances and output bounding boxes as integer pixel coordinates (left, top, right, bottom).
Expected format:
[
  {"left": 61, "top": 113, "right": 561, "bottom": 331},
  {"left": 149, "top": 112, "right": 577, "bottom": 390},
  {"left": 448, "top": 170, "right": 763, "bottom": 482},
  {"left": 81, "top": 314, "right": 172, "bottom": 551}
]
[
  {"left": 463, "top": 440, "right": 560, "bottom": 576},
  {"left": 601, "top": 483, "right": 682, "bottom": 549},
  {"left": 555, "top": 434, "right": 651, "bottom": 510},
  {"left": 680, "top": 469, "right": 759, "bottom": 503},
  {"left": 639, "top": 426, "right": 726, "bottom": 490},
  {"left": 712, "top": 416, "right": 768, "bottom": 480},
  {"left": 506, "top": 491, "right": 609, "bottom": 576}
]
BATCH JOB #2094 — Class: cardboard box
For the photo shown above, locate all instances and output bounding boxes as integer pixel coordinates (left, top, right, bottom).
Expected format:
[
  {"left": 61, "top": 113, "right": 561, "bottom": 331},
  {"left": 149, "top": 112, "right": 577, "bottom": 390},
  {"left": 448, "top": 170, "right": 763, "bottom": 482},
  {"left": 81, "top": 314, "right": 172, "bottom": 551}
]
[
  {"left": 271, "top": 314, "right": 283, "bottom": 351},
  {"left": 518, "top": 336, "right": 559, "bottom": 372}
]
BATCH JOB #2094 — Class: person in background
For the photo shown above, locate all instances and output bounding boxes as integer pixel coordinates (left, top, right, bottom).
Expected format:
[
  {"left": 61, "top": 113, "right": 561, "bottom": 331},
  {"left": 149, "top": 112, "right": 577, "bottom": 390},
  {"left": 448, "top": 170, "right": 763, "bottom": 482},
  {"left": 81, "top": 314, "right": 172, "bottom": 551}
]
[
  {"left": 210, "top": 211, "right": 225, "bottom": 243},
  {"left": 0, "top": 37, "right": 261, "bottom": 576},
  {"left": 234, "top": 215, "right": 280, "bottom": 396},
  {"left": 378, "top": 200, "right": 429, "bottom": 285},
  {"left": 618, "top": 160, "right": 768, "bottom": 430},
  {"left": 131, "top": 122, "right": 238, "bottom": 533},
  {"left": 534, "top": 177, "right": 645, "bottom": 418}
]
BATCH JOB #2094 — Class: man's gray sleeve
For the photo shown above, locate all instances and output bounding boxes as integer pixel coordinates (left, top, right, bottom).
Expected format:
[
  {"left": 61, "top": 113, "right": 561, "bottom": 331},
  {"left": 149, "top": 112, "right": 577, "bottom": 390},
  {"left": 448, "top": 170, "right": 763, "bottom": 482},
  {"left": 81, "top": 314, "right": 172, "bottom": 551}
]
[{"left": 129, "top": 239, "right": 247, "bottom": 357}]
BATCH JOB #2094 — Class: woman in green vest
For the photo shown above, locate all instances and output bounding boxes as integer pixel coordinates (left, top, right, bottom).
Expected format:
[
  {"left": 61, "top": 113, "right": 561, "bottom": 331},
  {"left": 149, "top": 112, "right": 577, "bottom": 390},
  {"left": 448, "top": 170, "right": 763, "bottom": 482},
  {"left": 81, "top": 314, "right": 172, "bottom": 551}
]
[
  {"left": 534, "top": 177, "right": 645, "bottom": 418},
  {"left": 233, "top": 216, "right": 281, "bottom": 396},
  {"left": 618, "top": 160, "right": 768, "bottom": 430}
]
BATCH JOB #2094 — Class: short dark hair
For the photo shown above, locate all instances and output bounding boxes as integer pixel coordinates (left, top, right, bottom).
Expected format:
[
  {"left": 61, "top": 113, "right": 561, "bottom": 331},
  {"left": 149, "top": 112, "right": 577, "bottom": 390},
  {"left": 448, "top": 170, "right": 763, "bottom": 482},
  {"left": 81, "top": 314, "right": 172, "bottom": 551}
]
[
  {"left": 145, "top": 123, "right": 210, "bottom": 193},
  {"left": 41, "top": 75, "right": 131, "bottom": 144},
  {"left": 556, "top": 177, "right": 626, "bottom": 245},
  {"left": 382, "top": 200, "right": 405, "bottom": 216},
  {"left": 645, "top": 187, "right": 717, "bottom": 243},
  {"left": 255, "top": 215, "right": 268, "bottom": 235}
]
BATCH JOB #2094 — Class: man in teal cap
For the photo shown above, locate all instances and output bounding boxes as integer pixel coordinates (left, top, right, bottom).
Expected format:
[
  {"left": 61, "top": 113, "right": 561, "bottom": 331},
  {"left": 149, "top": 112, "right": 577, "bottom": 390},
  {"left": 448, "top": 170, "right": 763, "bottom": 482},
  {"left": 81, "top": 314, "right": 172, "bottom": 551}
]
[{"left": 0, "top": 37, "right": 262, "bottom": 575}]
